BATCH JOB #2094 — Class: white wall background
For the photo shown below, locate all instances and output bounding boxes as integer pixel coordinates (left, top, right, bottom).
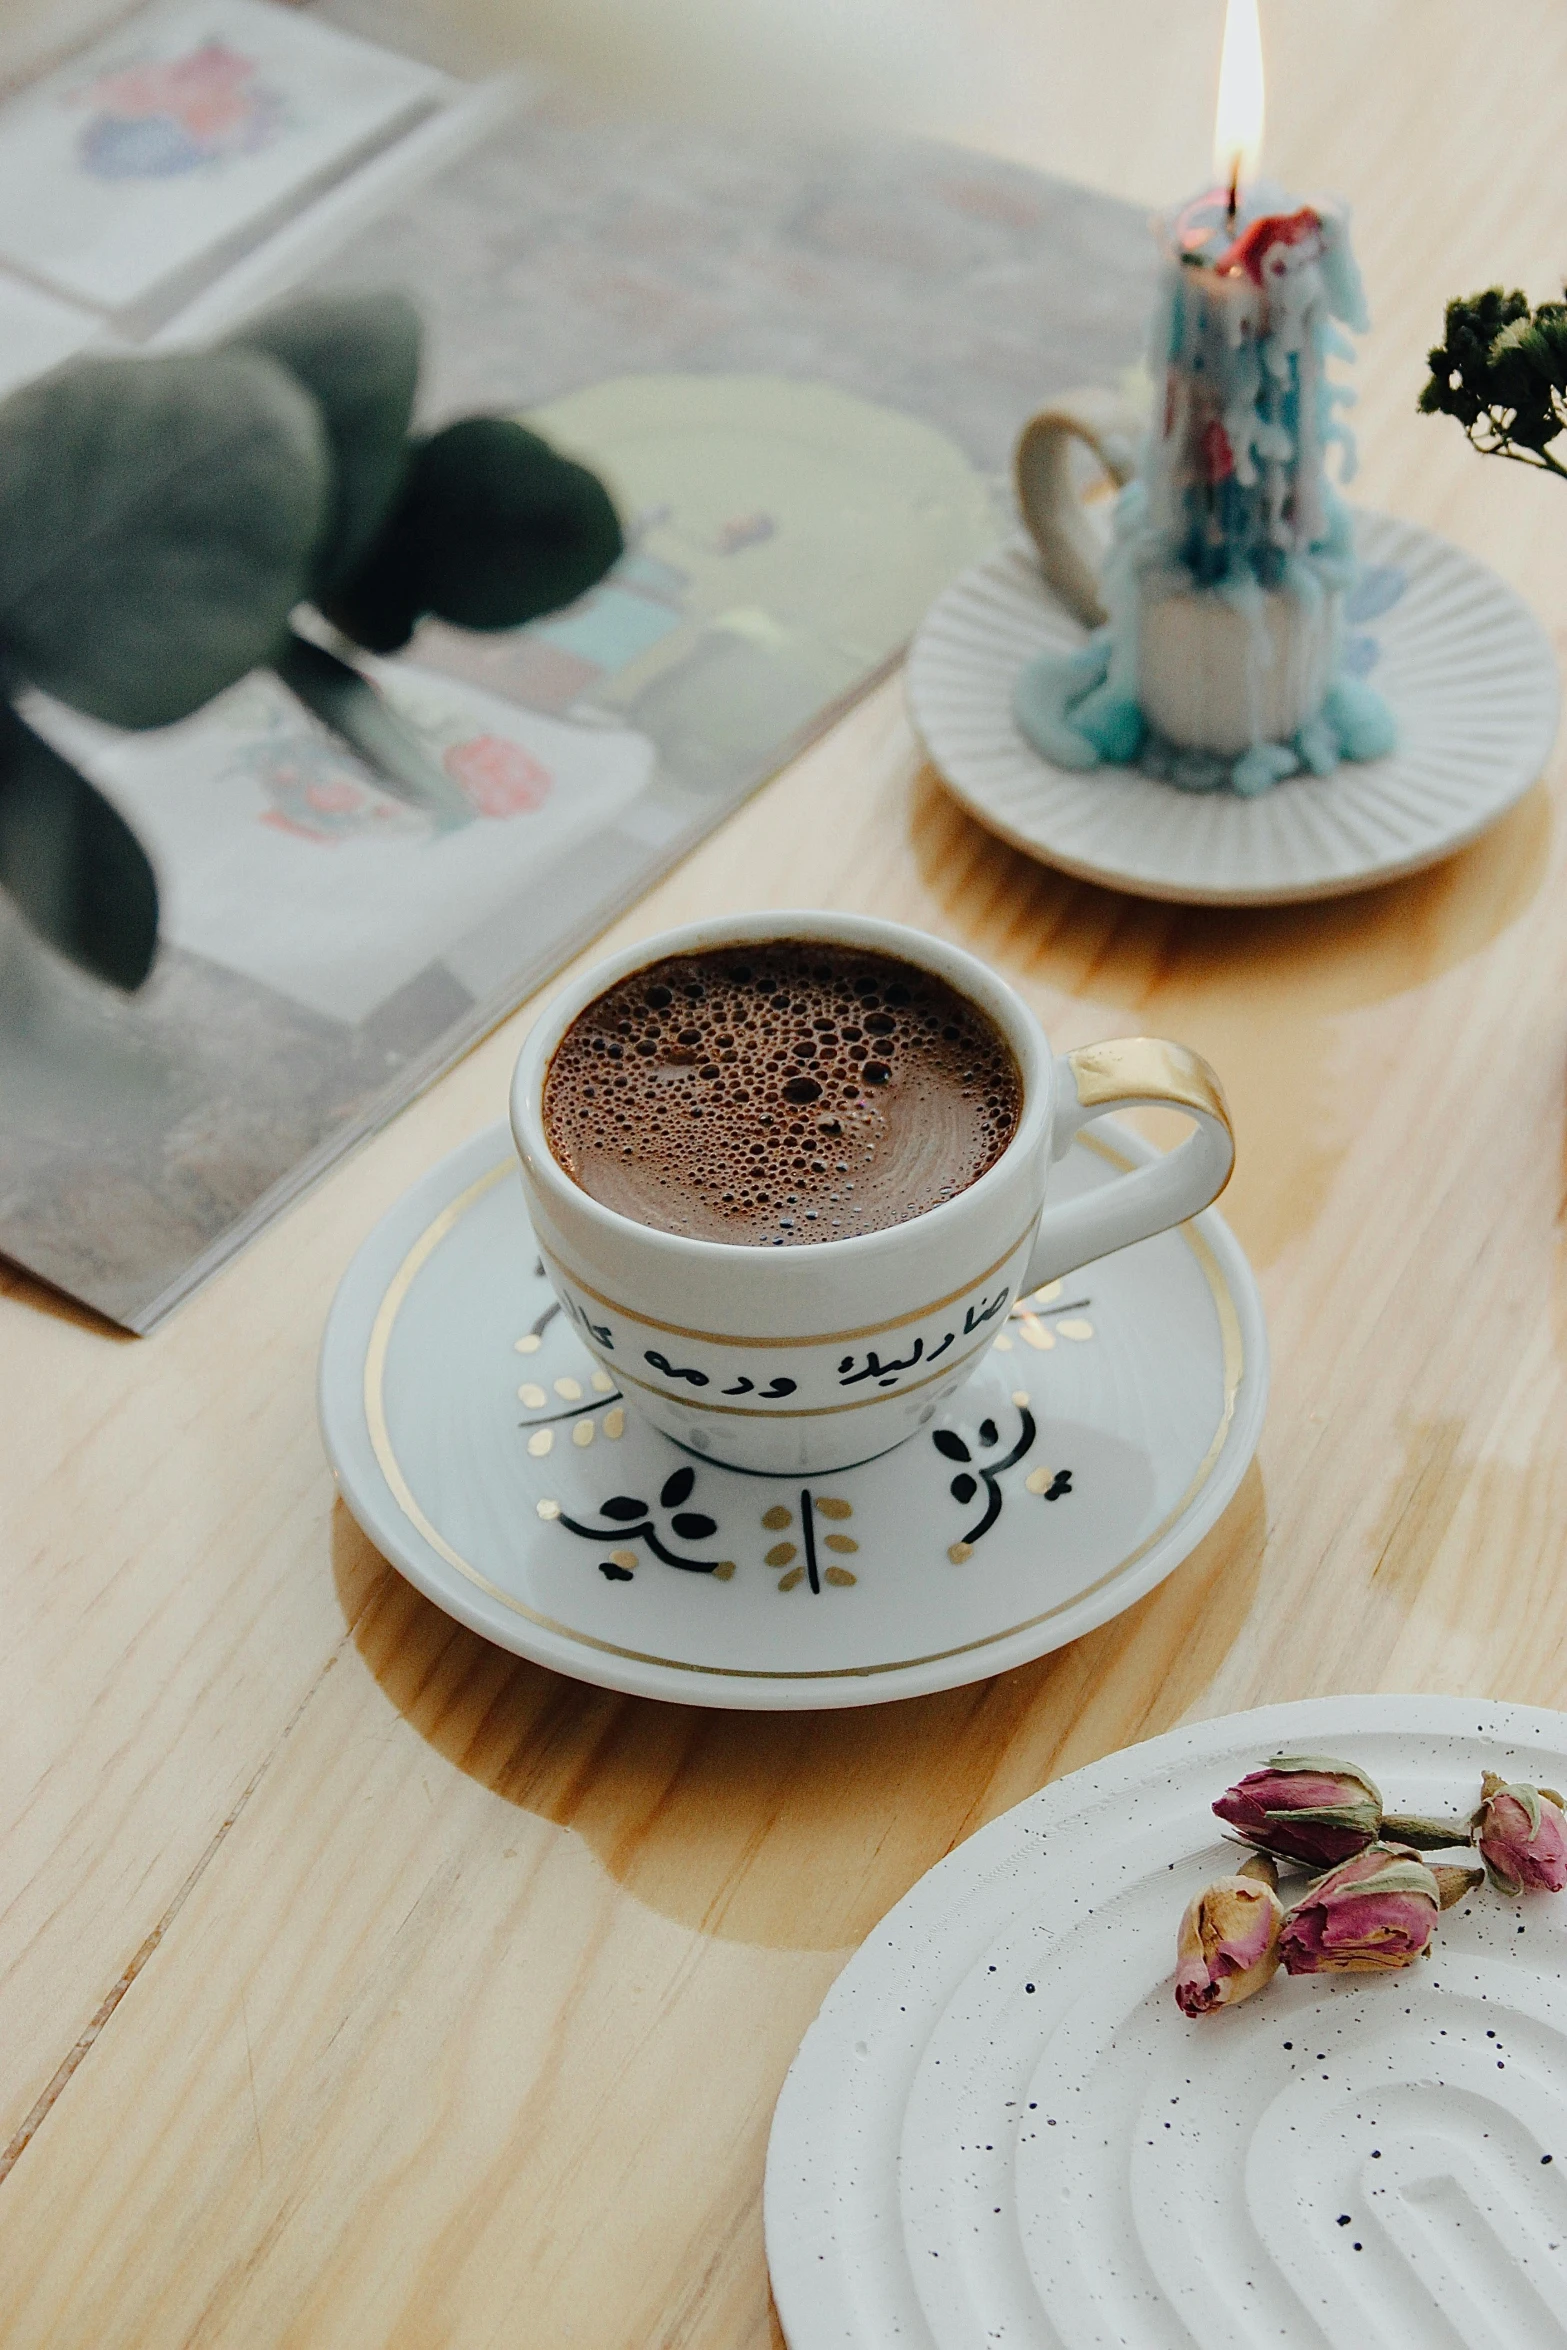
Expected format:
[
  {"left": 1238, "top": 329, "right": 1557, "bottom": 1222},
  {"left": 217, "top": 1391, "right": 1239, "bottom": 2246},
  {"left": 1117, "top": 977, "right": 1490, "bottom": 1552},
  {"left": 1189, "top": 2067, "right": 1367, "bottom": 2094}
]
[{"left": 0, "top": 0, "right": 1223, "bottom": 190}]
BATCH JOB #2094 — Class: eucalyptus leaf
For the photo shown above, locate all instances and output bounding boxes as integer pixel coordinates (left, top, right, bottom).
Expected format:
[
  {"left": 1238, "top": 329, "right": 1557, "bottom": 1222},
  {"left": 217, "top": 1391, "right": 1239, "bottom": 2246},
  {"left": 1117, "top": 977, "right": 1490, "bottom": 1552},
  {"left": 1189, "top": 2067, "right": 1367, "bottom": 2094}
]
[
  {"left": 0, "top": 349, "right": 330, "bottom": 728},
  {"left": 324, "top": 416, "right": 623, "bottom": 653},
  {"left": 0, "top": 703, "right": 157, "bottom": 989},
  {"left": 226, "top": 291, "right": 420, "bottom": 595}
]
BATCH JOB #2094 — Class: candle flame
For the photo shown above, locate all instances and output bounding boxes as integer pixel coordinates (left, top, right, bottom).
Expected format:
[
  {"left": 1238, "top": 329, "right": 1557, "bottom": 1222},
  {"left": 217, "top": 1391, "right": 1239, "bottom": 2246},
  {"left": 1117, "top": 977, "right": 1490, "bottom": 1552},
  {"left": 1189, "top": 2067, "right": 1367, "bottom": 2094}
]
[{"left": 1213, "top": 0, "right": 1264, "bottom": 200}]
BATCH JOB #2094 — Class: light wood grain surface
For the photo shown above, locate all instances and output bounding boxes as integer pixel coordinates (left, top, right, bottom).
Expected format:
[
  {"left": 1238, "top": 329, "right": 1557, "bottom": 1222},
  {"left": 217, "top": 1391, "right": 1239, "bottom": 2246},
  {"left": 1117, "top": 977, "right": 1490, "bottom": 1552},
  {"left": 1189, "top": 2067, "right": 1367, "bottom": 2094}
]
[{"left": 5, "top": 4, "right": 1567, "bottom": 2342}]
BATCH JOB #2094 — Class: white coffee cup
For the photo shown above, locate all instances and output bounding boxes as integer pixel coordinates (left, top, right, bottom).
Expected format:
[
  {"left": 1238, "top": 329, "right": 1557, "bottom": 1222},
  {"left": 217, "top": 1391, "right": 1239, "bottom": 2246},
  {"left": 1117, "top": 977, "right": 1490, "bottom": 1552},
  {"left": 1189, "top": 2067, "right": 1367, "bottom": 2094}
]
[{"left": 511, "top": 910, "right": 1233, "bottom": 1475}]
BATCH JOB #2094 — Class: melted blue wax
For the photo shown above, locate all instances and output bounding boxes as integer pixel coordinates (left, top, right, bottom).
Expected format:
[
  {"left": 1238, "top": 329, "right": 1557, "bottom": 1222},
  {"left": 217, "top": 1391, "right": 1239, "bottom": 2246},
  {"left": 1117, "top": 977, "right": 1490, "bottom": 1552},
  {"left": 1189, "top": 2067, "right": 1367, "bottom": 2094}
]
[
  {"left": 1012, "top": 185, "right": 1399, "bottom": 797},
  {"left": 1013, "top": 606, "right": 1398, "bottom": 796}
]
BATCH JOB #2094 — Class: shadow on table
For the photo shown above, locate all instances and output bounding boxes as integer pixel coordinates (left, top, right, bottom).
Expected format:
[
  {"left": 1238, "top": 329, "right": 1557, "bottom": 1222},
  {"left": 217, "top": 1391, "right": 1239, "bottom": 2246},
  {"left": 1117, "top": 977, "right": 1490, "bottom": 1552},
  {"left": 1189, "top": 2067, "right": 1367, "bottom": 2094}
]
[
  {"left": 331, "top": 1460, "right": 1265, "bottom": 1952},
  {"left": 911, "top": 769, "right": 1553, "bottom": 1270},
  {"left": 0, "top": 1250, "right": 135, "bottom": 1338}
]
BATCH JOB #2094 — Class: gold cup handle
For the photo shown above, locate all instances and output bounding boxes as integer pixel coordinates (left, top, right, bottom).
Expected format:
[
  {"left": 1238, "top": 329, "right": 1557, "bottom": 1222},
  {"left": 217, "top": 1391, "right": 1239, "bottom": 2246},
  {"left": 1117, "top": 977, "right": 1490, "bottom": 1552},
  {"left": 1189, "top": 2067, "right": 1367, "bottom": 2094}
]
[{"left": 1025, "top": 1037, "right": 1235, "bottom": 1288}]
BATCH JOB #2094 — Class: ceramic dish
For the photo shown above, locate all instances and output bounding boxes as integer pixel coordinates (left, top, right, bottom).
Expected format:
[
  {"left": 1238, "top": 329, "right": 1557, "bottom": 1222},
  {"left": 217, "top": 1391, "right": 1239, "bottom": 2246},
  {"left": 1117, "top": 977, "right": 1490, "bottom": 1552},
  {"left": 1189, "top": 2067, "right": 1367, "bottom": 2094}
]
[
  {"left": 766, "top": 1693, "right": 1567, "bottom": 2347},
  {"left": 319, "top": 1119, "right": 1266, "bottom": 1710},
  {"left": 906, "top": 512, "right": 1560, "bottom": 905}
]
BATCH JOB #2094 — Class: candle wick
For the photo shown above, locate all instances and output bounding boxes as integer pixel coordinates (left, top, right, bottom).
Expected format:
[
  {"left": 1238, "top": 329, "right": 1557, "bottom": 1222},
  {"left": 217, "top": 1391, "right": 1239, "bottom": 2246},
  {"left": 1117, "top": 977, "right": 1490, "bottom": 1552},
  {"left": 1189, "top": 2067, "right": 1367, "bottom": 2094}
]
[{"left": 1225, "top": 154, "right": 1240, "bottom": 230}]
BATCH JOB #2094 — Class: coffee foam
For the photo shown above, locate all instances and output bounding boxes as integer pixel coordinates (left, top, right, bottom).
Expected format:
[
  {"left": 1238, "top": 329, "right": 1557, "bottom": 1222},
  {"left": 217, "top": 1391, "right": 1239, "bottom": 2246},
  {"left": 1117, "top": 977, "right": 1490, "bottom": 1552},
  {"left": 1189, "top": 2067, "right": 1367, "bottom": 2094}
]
[{"left": 542, "top": 942, "right": 1022, "bottom": 1245}]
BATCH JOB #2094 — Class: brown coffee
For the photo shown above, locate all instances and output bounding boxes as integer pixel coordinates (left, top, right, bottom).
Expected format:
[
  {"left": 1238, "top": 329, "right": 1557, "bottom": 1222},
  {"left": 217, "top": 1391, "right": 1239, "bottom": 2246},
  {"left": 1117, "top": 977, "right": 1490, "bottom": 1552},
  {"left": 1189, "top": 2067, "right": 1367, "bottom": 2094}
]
[{"left": 542, "top": 941, "right": 1021, "bottom": 1245}]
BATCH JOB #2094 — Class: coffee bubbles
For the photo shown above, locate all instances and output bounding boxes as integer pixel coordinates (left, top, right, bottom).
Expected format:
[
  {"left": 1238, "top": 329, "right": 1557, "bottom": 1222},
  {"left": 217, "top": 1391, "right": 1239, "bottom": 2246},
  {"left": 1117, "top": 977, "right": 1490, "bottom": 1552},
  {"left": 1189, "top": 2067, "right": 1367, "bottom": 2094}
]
[{"left": 542, "top": 942, "right": 1022, "bottom": 1245}]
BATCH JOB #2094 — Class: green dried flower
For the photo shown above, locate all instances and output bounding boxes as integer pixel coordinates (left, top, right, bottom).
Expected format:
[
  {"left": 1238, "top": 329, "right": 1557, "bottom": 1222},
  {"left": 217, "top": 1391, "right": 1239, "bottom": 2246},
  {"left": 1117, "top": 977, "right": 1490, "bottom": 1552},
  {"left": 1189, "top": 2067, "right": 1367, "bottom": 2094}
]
[{"left": 1420, "top": 284, "right": 1567, "bottom": 474}]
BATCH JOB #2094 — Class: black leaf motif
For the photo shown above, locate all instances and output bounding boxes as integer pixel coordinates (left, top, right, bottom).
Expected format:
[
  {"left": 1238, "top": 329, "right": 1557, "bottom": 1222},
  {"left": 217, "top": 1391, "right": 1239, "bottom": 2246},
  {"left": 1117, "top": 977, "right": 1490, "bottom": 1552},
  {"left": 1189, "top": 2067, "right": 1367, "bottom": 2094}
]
[
  {"left": 1044, "top": 1470, "right": 1073, "bottom": 1500},
  {"left": 660, "top": 1467, "right": 697, "bottom": 1509},
  {"left": 671, "top": 1511, "right": 717, "bottom": 1540},
  {"left": 598, "top": 1561, "right": 634, "bottom": 1581},
  {"left": 599, "top": 1495, "right": 648, "bottom": 1522},
  {"left": 932, "top": 1404, "right": 1042, "bottom": 1553}
]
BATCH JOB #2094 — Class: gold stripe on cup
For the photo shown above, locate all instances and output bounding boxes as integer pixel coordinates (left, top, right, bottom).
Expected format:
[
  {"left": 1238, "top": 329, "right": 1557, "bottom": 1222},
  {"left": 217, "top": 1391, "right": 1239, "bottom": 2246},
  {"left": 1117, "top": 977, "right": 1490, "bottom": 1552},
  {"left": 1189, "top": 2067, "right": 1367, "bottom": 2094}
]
[{"left": 534, "top": 1223, "right": 1035, "bottom": 1351}]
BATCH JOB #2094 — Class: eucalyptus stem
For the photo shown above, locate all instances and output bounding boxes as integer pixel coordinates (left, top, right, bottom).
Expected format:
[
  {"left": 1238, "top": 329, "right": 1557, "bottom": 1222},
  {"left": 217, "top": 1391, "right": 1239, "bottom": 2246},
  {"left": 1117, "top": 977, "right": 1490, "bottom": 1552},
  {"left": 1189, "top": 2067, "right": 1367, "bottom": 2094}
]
[{"left": 273, "top": 630, "right": 472, "bottom": 832}]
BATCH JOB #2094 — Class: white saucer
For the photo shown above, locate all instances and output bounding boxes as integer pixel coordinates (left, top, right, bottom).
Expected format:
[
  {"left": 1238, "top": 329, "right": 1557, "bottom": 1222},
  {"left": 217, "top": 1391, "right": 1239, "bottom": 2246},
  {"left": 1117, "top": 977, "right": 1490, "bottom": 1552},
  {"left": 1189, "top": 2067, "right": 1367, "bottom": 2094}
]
[
  {"left": 319, "top": 1121, "right": 1267, "bottom": 1710},
  {"left": 765, "top": 1694, "right": 1567, "bottom": 2349},
  {"left": 906, "top": 511, "right": 1560, "bottom": 905}
]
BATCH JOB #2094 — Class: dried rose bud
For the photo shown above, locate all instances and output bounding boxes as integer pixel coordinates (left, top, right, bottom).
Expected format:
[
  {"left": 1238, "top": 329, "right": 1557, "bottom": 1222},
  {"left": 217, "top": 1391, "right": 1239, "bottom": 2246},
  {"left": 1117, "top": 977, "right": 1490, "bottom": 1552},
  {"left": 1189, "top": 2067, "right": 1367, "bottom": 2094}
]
[
  {"left": 1174, "top": 1868, "right": 1284, "bottom": 2017},
  {"left": 1473, "top": 1773, "right": 1567, "bottom": 1897},
  {"left": 1279, "top": 1844, "right": 1441, "bottom": 1975},
  {"left": 1213, "top": 1753, "right": 1382, "bottom": 1868}
]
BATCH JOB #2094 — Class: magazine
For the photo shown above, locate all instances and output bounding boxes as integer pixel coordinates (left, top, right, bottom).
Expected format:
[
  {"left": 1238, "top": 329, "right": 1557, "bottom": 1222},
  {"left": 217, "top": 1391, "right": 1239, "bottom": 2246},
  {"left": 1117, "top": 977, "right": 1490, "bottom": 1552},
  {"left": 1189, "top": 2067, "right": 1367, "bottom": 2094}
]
[{"left": 0, "top": 25, "right": 1152, "bottom": 1328}]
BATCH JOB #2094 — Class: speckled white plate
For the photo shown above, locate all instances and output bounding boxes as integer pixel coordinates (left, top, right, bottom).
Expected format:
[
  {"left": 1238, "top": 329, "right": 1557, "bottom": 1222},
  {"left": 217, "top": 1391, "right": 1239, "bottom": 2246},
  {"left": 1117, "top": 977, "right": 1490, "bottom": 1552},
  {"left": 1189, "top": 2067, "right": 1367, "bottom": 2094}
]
[
  {"left": 766, "top": 1695, "right": 1567, "bottom": 2349},
  {"left": 906, "top": 512, "right": 1560, "bottom": 905},
  {"left": 319, "top": 1120, "right": 1265, "bottom": 1711}
]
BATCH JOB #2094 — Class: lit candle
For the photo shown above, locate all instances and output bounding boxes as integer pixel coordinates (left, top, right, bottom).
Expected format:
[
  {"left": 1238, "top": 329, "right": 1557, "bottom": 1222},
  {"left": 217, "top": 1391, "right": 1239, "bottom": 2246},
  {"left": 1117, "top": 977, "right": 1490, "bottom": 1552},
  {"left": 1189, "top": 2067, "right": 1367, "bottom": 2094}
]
[
  {"left": 1016, "top": 0, "right": 1397, "bottom": 796},
  {"left": 1213, "top": 0, "right": 1265, "bottom": 223}
]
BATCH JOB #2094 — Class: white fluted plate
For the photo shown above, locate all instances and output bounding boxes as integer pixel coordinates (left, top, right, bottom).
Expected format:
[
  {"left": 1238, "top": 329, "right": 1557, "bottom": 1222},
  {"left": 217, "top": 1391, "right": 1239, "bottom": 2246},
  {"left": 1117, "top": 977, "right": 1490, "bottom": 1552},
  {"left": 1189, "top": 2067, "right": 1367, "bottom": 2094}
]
[
  {"left": 907, "top": 512, "right": 1560, "bottom": 904},
  {"left": 319, "top": 1120, "right": 1265, "bottom": 1711},
  {"left": 766, "top": 1694, "right": 1567, "bottom": 2349}
]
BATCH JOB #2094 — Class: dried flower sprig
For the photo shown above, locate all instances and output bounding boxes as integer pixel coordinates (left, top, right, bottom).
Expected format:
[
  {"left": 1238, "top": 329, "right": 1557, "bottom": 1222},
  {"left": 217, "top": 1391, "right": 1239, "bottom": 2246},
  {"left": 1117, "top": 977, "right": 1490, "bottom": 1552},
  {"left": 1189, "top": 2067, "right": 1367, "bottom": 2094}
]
[
  {"left": 1419, "top": 286, "right": 1567, "bottom": 480},
  {"left": 1175, "top": 1753, "right": 1560, "bottom": 2017}
]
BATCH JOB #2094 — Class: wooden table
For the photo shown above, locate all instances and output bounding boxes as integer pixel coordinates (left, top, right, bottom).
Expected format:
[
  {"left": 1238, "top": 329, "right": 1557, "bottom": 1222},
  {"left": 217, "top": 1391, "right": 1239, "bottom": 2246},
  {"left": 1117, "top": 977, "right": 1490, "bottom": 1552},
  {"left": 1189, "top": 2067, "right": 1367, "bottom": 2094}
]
[{"left": 5, "top": 5, "right": 1567, "bottom": 2341}]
